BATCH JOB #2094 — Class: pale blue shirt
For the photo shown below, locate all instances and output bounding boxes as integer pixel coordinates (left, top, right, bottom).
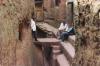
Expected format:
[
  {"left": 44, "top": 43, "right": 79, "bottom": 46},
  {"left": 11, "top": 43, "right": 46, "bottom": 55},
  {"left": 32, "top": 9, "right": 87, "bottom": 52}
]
[{"left": 67, "top": 27, "right": 73, "bottom": 32}]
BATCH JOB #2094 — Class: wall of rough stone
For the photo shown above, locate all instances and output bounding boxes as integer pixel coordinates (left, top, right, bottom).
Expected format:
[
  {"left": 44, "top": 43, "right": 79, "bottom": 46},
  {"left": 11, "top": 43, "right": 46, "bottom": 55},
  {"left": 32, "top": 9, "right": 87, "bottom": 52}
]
[
  {"left": 73, "top": 1, "right": 100, "bottom": 66},
  {"left": 58, "top": 0, "right": 67, "bottom": 21},
  {"left": 43, "top": 0, "right": 67, "bottom": 21},
  {"left": 0, "top": 0, "right": 42, "bottom": 66}
]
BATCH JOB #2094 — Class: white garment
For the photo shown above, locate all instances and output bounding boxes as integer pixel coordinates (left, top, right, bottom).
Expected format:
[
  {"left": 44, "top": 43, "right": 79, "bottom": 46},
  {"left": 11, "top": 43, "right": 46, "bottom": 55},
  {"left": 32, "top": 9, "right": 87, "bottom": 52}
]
[
  {"left": 67, "top": 27, "right": 73, "bottom": 32},
  {"left": 65, "top": 26, "right": 69, "bottom": 31},
  {"left": 59, "top": 23, "right": 68, "bottom": 31},
  {"left": 31, "top": 19, "right": 36, "bottom": 31}
]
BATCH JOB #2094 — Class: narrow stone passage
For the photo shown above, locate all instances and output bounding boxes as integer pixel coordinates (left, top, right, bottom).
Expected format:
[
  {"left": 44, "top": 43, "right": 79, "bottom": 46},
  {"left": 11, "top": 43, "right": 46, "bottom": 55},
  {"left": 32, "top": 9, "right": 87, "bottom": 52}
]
[{"left": 33, "top": 22, "right": 76, "bottom": 66}]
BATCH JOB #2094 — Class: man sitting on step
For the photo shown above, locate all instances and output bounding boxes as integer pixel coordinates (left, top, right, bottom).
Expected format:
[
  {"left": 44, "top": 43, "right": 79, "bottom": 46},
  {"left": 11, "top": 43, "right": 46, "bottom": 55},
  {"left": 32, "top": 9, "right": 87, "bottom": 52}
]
[
  {"left": 57, "top": 21, "right": 68, "bottom": 38},
  {"left": 59, "top": 26, "right": 75, "bottom": 42}
]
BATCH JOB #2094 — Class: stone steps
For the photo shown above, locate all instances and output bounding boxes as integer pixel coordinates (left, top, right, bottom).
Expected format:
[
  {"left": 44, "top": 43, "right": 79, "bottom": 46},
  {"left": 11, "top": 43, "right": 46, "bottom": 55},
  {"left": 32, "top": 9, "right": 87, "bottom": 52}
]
[
  {"left": 60, "top": 42, "right": 75, "bottom": 62},
  {"left": 56, "top": 54, "right": 70, "bottom": 66},
  {"left": 52, "top": 45, "right": 61, "bottom": 50},
  {"left": 52, "top": 43, "right": 61, "bottom": 55},
  {"left": 36, "top": 23, "right": 76, "bottom": 66},
  {"left": 68, "top": 35, "right": 76, "bottom": 45},
  {"left": 51, "top": 41, "right": 75, "bottom": 66},
  {"left": 36, "top": 23, "right": 58, "bottom": 35}
]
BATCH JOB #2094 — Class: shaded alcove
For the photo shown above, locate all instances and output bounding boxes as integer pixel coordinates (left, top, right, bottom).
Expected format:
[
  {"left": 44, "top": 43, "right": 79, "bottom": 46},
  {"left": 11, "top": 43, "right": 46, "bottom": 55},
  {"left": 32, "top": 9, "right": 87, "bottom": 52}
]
[{"left": 36, "top": 26, "right": 48, "bottom": 38}]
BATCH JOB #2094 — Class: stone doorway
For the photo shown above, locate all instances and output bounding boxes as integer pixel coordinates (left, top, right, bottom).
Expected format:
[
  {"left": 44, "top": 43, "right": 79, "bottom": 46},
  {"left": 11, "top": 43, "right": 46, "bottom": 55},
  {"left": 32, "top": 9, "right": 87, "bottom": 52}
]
[{"left": 34, "top": 0, "right": 44, "bottom": 22}]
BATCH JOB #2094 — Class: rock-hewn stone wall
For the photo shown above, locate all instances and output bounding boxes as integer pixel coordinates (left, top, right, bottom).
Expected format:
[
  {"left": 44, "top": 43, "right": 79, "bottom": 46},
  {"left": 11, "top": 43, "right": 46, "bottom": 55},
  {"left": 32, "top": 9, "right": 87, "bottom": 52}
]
[
  {"left": 0, "top": 0, "right": 42, "bottom": 66},
  {"left": 73, "top": 1, "right": 100, "bottom": 66}
]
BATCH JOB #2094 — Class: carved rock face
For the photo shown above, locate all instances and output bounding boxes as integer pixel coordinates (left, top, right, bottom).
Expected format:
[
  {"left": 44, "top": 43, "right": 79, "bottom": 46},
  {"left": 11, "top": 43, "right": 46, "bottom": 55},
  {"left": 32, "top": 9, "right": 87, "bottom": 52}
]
[{"left": 73, "top": 1, "right": 100, "bottom": 66}]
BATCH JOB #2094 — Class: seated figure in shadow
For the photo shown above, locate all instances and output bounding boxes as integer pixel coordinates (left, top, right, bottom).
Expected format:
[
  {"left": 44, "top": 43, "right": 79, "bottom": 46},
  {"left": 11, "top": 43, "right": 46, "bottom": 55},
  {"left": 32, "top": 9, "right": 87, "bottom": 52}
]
[
  {"left": 59, "top": 23, "right": 75, "bottom": 42},
  {"left": 57, "top": 21, "right": 68, "bottom": 38}
]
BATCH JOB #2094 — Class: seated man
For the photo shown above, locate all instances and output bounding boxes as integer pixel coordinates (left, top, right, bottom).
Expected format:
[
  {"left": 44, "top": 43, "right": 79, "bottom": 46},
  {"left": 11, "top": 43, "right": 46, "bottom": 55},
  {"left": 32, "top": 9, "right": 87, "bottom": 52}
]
[
  {"left": 60, "top": 26, "right": 75, "bottom": 41},
  {"left": 57, "top": 21, "right": 68, "bottom": 38}
]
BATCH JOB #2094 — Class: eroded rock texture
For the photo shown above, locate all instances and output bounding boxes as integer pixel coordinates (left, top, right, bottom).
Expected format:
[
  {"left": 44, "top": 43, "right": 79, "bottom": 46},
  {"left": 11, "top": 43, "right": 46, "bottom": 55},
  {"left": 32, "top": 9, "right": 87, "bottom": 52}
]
[
  {"left": 0, "top": 0, "right": 42, "bottom": 66},
  {"left": 73, "top": 1, "right": 100, "bottom": 66}
]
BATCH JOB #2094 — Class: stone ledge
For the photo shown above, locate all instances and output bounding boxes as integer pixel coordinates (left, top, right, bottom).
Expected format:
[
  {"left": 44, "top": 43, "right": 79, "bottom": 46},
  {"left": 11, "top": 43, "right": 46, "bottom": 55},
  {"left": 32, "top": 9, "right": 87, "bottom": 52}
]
[{"left": 56, "top": 54, "right": 70, "bottom": 66}]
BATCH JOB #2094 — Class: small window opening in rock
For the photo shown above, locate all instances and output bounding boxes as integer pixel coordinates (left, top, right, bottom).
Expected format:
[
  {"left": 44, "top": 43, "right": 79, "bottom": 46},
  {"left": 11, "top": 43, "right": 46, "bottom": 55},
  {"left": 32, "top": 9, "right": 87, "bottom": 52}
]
[
  {"left": 19, "top": 22, "right": 23, "bottom": 41},
  {"left": 19, "top": 18, "right": 30, "bottom": 41},
  {"left": 35, "top": 0, "right": 43, "bottom": 8},
  {"left": 35, "top": 0, "right": 43, "bottom": 4},
  {"left": 55, "top": 0, "right": 60, "bottom": 6},
  {"left": 36, "top": 27, "right": 48, "bottom": 38},
  {"left": 35, "top": 0, "right": 43, "bottom": 1},
  {"left": 98, "top": 9, "right": 100, "bottom": 19}
]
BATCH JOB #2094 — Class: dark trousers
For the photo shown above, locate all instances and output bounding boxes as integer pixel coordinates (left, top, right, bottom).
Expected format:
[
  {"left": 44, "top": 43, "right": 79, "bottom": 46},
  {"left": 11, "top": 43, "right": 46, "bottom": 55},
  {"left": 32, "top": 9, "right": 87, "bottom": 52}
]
[
  {"left": 60, "top": 28, "right": 75, "bottom": 41},
  {"left": 32, "top": 31, "right": 37, "bottom": 41}
]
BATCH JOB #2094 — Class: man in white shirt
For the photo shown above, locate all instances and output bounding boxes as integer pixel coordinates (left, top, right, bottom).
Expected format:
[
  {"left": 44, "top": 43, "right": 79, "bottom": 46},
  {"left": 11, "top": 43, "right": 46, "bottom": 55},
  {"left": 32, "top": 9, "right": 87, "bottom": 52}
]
[
  {"left": 58, "top": 22, "right": 68, "bottom": 31},
  {"left": 57, "top": 21, "right": 68, "bottom": 37},
  {"left": 31, "top": 18, "right": 37, "bottom": 41}
]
